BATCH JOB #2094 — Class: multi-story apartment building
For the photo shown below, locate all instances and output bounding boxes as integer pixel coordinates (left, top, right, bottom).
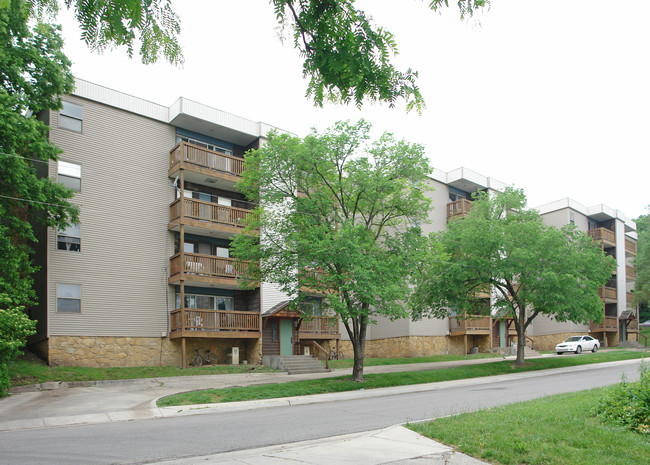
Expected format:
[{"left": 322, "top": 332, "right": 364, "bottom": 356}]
[
  {"left": 29, "top": 80, "right": 638, "bottom": 367},
  {"left": 530, "top": 199, "right": 639, "bottom": 349}
]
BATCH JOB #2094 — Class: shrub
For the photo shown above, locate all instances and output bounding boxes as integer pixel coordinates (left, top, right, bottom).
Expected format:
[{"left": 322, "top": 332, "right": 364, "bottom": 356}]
[
  {"left": 0, "top": 293, "right": 36, "bottom": 395},
  {"left": 594, "top": 361, "right": 650, "bottom": 435}
]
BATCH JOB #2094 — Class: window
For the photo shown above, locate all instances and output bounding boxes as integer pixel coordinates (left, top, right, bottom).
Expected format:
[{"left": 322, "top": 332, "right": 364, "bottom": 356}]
[
  {"left": 272, "top": 321, "right": 279, "bottom": 342},
  {"left": 176, "top": 135, "right": 232, "bottom": 156},
  {"left": 569, "top": 212, "right": 575, "bottom": 225},
  {"left": 57, "top": 223, "right": 80, "bottom": 252},
  {"left": 175, "top": 293, "right": 234, "bottom": 310},
  {"left": 58, "top": 161, "right": 81, "bottom": 192},
  {"left": 58, "top": 101, "right": 83, "bottom": 132},
  {"left": 57, "top": 284, "right": 81, "bottom": 313}
]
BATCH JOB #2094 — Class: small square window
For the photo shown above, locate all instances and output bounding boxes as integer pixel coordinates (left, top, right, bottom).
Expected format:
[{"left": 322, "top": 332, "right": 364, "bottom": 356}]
[
  {"left": 58, "top": 161, "right": 81, "bottom": 192},
  {"left": 57, "top": 284, "right": 81, "bottom": 313},
  {"left": 57, "top": 223, "right": 80, "bottom": 252},
  {"left": 59, "top": 101, "right": 83, "bottom": 132}
]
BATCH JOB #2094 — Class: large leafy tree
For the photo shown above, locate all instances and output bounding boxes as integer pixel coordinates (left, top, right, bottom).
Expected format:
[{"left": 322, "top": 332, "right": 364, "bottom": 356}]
[
  {"left": 634, "top": 209, "right": 649, "bottom": 320},
  {"left": 20, "top": 0, "right": 488, "bottom": 110},
  {"left": 0, "top": 0, "right": 78, "bottom": 386},
  {"left": 231, "top": 120, "right": 432, "bottom": 381},
  {"left": 412, "top": 188, "right": 616, "bottom": 366}
]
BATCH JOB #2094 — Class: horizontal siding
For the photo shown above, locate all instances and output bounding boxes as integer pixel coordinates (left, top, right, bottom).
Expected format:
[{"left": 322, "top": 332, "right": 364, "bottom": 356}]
[
  {"left": 261, "top": 282, "right": 290, "bottom": 314},
  {"left": 48, "top": 95, "right": 176, "bottom": 337}
]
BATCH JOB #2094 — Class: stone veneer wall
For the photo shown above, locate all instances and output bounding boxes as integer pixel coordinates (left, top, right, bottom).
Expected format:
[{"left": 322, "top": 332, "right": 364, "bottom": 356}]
[
  {"left": 46, "top": 336, "right": 263, "bottom": 367},
  {"left": 336, "top": 335, "right": 484, "bottom": 359}
]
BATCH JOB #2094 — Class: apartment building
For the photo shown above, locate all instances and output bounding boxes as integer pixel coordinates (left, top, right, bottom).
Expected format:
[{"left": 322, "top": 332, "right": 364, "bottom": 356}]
[
  {"left": 30, "top": 80, "right": 637, "bottom": 367},
  {"left": 531, "top": 199, "right": 639, "bottom": 349}
]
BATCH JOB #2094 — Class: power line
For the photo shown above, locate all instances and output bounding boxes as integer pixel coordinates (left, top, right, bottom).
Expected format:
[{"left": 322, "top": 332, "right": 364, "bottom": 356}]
[
  {"left": 0, "top": 194, "right": 79, "bottom": 210},
  {"left": 0, "top": 151, "right": 52, "bottom": 165}
]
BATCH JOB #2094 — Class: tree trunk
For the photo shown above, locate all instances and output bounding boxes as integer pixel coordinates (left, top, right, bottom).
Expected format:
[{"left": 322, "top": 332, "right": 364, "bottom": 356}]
[
  {"left": 351, "top": 338, "right": 365, "bottom": 382},
  {"left": 514, "top": 306, "right": 527, "bottom": 367}
]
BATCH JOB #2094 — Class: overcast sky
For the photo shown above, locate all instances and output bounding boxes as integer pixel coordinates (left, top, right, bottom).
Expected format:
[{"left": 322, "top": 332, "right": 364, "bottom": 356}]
[{"left": 57, "top": 0, "right": 649, "bottom": 220}]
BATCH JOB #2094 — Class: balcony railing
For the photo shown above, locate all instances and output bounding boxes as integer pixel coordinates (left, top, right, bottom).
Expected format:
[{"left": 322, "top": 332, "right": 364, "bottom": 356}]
[
  {"left": 170, "top": 252, "right": 249, "bottom": 280},
  {"left": 626, "top": 265, "right": 636, "bottom": 280},
  {"left": 588, "top": 227, "right": 616, "bottom": 245},
  {"left": 299, "top": 316, "right": 339, "bottom": 336},
  {"left": 625, "top": 238, "right": 637, "bottom": 255},
  {"left": 590, "top": 316, "right": 618, "bottom": 332},
  {"left": 598, "top": 286, "right": 617, "bottom": 300},
  {"left": 170, "top": 308, "right": 260, "bottom": 334},
  {"left": 447, "top": 199, "right": 473, "bottom": 222},
  {"left": 449, "top": 315, "right": 490, "bottom": 333},
  {"left": 627, "top": 292, "right": 635, "bottom": 304},
  {"left": 169, "top": 141, "right": 245, "bottom": 177},
  {"left": 170, "top": 197, "right": 255, "bottom": 229}
]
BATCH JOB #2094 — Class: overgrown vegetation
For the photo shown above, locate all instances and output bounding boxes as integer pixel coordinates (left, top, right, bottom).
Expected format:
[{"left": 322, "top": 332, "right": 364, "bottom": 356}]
[
  {"left": 594, "top": 362, "right": 650, "bottom": 435},
  {"left": 158, "top": 351, "right": 647, "bottom": 407},
  {"left": 0, "top": 296, "right": 36, "bottom": 395},
  {"left": 409, "top": 387, "right": 650, "bottom": 465}
]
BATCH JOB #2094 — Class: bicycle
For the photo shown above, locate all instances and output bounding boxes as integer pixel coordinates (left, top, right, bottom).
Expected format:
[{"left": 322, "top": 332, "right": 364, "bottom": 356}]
[
  {"left": 328, "top": 348, "right": 344, "bottom": 360},
  {"left": 190, "top": 348, "right": 218, "bottom": 367}
]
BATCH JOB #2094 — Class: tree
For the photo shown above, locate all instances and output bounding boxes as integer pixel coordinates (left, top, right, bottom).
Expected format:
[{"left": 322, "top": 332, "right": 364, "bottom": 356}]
[
  {"left": 231, "top": 120, "right": 432, "bottom": 382},
  {"left": 634, "top": 209, "right": 649, "bottom": 321},
  {"left": 0, "top": 294, "right": 36, "bottom": 395},
  {"left": 412, "top": 188, "right": 616, "bottom": 366},
  {"left": 0, "top": 0, "right": 78, "bottom": 379},
  {"left": 20, "top": 0, "right": 488, "bottom": 110}
]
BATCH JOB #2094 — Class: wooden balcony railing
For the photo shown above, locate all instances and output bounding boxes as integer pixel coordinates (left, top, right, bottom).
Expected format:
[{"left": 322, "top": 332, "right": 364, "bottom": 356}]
[
  {"left": 626, "top": 266, "right": 636, "bottom": 280},
  {"left": 449, "top": 315, "right": 490, "bottom": 332},
  {"left": 299, "top": 316, "right": 339, "bottom": 335},
  {"left": 588, "top": 227, "right": 616, "bottom": 244},
  {"left": 598, "top": 286, "right": 617, "bottom": 300},
  {"left": 169, "top": 141, "right": 245, "bottom": 177},
  {"left": 590, "top": 316, "right": 618, "bottom": 332},
  {"left": 627, "top": 292, "right": 635, "bottom": 304},
  {"left": 170, "top": 197, "right": 254, "bottom": 229},
  {"left": 170, "top": 252, "right": 249, "bottom": 279},
  {"left": 447, "top": 199, "right": 473, "bottom": 222},
  {"left": 170, "top": 308, "right": 260, "bottom": 333},
  {"left": 625, "top": 239, "right": 637, "bottom": 255}
]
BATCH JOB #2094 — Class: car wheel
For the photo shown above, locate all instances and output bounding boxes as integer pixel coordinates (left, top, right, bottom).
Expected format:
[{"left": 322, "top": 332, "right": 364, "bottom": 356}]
[
  {"left": 575, "top": 346, "right": 582, "bottom": 354},
  {"left": 592, "top": 344, "right": 598, "bottom": 353},
  {"left": 557, "top": 352, "right": 562, "bottom": 355}
]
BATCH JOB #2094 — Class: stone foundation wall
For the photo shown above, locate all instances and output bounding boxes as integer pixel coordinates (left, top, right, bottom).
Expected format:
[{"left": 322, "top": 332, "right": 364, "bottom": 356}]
[
  {"left": 46, "top": 336, "right": 263, "bottom": 367},
  {"left": 337, "top": 336, "right": 468, "bottom": 359}
]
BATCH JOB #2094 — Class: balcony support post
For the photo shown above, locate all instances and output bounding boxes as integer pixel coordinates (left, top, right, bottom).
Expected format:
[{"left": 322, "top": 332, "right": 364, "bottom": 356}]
[
  {"left": 181, "top": 337, "right": 186, "bottom": 369},
  {"left": 464, "top": 334, "right": 468, "bottom": 355}
]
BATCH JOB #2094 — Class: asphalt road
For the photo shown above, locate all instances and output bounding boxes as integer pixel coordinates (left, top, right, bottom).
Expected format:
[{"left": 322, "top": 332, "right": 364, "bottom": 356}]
[{"left": 0, "top": 360, "right": 642, "bottom": 465}]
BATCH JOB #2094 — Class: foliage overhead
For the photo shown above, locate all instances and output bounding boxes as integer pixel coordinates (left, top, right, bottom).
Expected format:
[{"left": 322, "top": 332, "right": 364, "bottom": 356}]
[
  {"left": 19, "top": 0, "right": 488, "bottom": 110},
  {"left": 231, "top": 120, "right": 433, "bottom": 381},
  {"left": 0, "top": 0, "right": 78, "bottom": 306},
  {"left": 634, "top": 209, "right": 649, "bottom": 307},
  {"left": 412, "top": 188, "right": 616, "bottom": 366}
]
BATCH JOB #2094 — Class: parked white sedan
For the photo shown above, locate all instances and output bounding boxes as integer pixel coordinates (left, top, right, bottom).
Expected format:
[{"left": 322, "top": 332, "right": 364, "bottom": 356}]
[{"left": 555, "top": 335, "right": 599, "bottom": 354}]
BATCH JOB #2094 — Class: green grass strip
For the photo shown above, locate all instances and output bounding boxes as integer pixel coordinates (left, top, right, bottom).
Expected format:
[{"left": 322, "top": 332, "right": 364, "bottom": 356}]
[
  {"left": 409, "top": 387, "right": 650, "bottom": 465},
  {"left": 8, "top": 359, "right": 277, "bottom": 387},
  {"left": 157, "top": 350, "right": 647, "bottom": 407},
  {"left": 327, "top": 353, "right": 496, "bottom": 369}
]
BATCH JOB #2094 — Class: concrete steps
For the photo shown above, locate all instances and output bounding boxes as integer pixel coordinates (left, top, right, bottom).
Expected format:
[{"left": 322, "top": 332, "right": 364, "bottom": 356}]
[{"left": 264, "top": 355, "right": 330, "bottom": 375}]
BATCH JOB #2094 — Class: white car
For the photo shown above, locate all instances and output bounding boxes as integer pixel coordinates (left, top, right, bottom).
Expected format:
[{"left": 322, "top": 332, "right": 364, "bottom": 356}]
[{"left": 555, "top": 335, "right": 599, "bottom": 354}]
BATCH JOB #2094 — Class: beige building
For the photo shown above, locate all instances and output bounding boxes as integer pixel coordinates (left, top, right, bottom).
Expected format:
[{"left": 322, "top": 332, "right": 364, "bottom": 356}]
[{"left": 30, "top": 80, "right": 637, "bottom": 367}]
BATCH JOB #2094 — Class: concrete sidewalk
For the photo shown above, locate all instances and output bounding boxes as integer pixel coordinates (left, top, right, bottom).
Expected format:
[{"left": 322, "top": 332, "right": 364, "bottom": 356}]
[{"left": 153, "top": 425, "right": 488, "bottom": 465}]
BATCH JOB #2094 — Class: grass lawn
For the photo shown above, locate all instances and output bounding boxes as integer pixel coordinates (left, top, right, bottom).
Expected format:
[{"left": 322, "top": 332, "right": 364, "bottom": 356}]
[
  {"left": 327, "top": 353, "right": 497, "bottom": 370},
  {"left": 640, "top": 326, "right": 650, "bottom": 346},
  {"left": 157, "top": 350, "right": 648, "bottom": 407},
  {"left": 8, "top": 356, "right": 277, "bottom": 387},
  {"left": 409, "top": 387, "right": 650, "bottom": 465}
]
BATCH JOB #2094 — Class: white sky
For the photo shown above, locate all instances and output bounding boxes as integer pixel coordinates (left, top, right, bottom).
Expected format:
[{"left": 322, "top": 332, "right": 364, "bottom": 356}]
[{"left": 57, "top": 0, "right": 649, "bottom": 220}]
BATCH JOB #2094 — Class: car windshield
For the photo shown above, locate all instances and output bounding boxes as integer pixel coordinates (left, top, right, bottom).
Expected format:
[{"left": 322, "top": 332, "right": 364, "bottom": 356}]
[{"left": 565, "top": 337, "right": 582, "bottom": 342}]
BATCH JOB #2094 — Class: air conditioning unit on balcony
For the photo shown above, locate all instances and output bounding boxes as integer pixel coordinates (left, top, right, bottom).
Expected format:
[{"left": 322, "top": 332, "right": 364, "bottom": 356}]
[{"left": 226, "top": 346, "right": 239, "bottom": 365}]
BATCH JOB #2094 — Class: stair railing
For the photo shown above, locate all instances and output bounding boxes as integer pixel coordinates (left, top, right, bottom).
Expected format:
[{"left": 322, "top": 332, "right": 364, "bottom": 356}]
[
  {"left": 525, "top": 335, "right": 535, "bottom": 350},
  {"left": 312, "top": 341, "right": 329, "bottom": 370}
]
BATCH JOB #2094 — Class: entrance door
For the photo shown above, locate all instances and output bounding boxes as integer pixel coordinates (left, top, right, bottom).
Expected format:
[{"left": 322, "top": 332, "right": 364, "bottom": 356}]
[{"left": 280, "top": 319, "right": 293, "bottom": 355}]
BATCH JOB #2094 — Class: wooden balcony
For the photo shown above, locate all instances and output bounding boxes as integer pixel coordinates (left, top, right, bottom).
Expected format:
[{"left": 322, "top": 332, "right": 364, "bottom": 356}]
[
  {"left": 169, "top": 142, "right": 245, "bottom": 190},
  {"left": 169, "top": 197, "right": 257, "bottom": 238},
  {"left": 598, "top": 286, "right": 617, "bottom": 301},
  {"left": 627, "top": 292, "right": 635, "bottom": 304},
  {"left": 447, "top": 199, "right": 473, "bottom": 223},
  {"left": 170, "top": 308, "right": 260, "bottom": 339},
  {"left": 449, "top": 315, "right": 491, "bottom": 335},
  {"left": 588, "top": 228, "right": 616, "bottom": 248},
  {"left": 298, "top": 316, "right": 341, "bottom": 340},
  {"left": 625, "top": 238, "right": 637, "bottom": 256},
  {"left": 169, "top": 252, "right": 255, "bottom": 288},
  {"left": 626, "top": 265, "right": 636, "bottom": 281},
  {"left": 590, "top": 316, "right": 618, "bottom": 333}
]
